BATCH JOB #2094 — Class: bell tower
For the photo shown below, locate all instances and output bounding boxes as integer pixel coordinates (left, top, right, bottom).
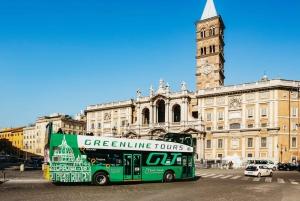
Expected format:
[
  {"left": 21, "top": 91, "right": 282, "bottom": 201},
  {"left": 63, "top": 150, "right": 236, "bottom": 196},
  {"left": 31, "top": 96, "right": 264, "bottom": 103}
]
[{"left": 195, "top": 0, "right": 225, "bottom": 91}]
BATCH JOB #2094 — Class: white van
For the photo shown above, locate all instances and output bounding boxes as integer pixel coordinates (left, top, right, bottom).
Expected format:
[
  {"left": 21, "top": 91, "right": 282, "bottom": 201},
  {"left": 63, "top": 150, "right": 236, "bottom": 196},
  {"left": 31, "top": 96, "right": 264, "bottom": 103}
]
[{"left": 246, "top": 160, "right": 277, "bottom": 171}]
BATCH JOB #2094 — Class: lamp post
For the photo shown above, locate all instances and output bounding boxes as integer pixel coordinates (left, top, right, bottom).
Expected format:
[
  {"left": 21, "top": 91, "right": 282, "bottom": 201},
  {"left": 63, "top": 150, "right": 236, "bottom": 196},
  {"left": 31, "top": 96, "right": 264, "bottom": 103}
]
[
  {"left": 25, "top": 142, "right": 28, "bottom": 160},
  {"left": 278, "top": 143, "right": 287, "bottom": 163}
]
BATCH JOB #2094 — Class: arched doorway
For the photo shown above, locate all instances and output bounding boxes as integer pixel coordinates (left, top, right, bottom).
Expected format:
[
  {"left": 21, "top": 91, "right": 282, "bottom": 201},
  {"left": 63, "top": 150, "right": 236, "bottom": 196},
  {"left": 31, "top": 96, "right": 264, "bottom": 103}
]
[
  {"left": 157, "top": 100, "right": 165, "bottom": 123},
  {"left": 173, "top": 105, "right": 181, "bottom": 122}
]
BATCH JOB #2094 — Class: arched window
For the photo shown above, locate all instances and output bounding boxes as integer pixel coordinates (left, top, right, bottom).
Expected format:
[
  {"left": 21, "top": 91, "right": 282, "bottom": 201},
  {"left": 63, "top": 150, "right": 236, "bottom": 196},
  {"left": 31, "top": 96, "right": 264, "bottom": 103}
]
[
  {"left": 230, "top": 123, "right": 241, "bottom": 129},
  {"left": 201, "top": 48, "right": 204, "bottom": 55},
  {"left": 143, "top": 108, "right": 150, "bottom": 124},
  {"left": 204, "top": 47, "right": 206, "bottom": 55},
  {"left": 157, "top": 100, "right": 165, "bottom": 123},
  {"left": 173, "top": 105, "right": 181, "bottom": 122},
  {"left": 210, "top": 27, "right": 215, "bottom": 36},
  {"left": 201, "top": 29, "right": 206, "bottom": 38},
  {"left": 210, "top": 45, "right": 215, "bottom": 53}
]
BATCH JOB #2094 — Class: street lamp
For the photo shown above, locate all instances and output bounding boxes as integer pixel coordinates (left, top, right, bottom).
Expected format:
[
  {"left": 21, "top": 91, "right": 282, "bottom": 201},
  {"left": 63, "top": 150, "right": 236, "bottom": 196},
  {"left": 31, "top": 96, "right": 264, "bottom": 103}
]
[
  {"left": 25, "top": 142, "right": 28, "bottom": 160},
  {"left": 278, "top": 143, "right": 287, "bottom": 163}
]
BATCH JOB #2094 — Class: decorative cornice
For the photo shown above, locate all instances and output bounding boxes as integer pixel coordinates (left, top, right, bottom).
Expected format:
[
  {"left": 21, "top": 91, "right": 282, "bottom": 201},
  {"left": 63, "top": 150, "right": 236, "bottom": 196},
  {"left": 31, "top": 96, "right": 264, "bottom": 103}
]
[
  {"left": 240, "top": 128, "right": 261, "bottom": 132},
  {"left": 267, "top": 127, "right": 280, "bottom": 131},
  {"left": 211, "top": 130, "right": 230, "bottom": 134},
  {"left": 196, "top": 79, "right": 300, "bottom": 98}
]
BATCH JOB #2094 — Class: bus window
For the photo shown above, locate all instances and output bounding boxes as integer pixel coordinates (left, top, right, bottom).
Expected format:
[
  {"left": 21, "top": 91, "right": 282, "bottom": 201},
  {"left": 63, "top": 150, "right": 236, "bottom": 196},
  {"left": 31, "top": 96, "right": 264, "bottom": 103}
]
[
  {"left": 176, "top": 156, "right": 182, "bottom": 165},
  {"left": 125, "top": 155, "right": 131, "bottom": 175},
  {"left": 134, "top": 155, "right": 141, "bottom": 175}
]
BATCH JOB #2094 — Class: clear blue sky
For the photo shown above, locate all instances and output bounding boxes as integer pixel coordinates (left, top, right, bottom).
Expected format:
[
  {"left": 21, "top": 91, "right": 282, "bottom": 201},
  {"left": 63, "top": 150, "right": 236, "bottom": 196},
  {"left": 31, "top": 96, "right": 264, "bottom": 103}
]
[{"left": 1, "top": 0, "right": 300, "bottom": 129}]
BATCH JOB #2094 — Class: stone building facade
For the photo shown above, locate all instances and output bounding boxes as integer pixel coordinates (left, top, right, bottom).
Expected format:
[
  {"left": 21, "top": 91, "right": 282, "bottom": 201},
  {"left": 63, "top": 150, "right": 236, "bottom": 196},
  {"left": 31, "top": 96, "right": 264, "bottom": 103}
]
[
  {"left": 23, "top": 113, "right": 86, "bottom": 157},
  {"left": 85, "top": 0, "right": 300, "bottom": 164},
  {"left": 0, "top": 126, "right": 25, "bottom": 156}
]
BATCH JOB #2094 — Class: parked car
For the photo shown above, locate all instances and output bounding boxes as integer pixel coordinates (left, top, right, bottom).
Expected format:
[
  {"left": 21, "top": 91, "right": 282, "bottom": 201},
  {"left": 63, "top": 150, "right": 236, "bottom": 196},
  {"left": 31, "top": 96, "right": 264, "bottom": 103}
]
[
  {"left": 246, "top": 160, "right": 277, "bottom": 171},
  {"left": 277, "top": 163, "right": 298, "bottom": 171},
  {"left": 244, "top": 165, "right": 273, "bottom": 177}
]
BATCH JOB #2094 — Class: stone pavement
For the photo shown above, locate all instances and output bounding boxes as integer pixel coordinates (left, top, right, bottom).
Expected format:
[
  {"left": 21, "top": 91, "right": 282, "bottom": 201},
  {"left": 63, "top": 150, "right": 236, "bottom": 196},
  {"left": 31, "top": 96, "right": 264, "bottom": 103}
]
[{"left": 0, "top": 167, "right": 241, "bottom": 183}]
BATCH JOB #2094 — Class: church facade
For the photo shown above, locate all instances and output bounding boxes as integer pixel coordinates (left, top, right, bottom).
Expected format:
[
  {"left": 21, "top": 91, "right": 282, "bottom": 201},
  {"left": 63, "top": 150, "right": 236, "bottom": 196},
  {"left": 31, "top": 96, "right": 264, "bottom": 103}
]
[{"left": 85, "top": 0, "right": 300, "bottom": 164}]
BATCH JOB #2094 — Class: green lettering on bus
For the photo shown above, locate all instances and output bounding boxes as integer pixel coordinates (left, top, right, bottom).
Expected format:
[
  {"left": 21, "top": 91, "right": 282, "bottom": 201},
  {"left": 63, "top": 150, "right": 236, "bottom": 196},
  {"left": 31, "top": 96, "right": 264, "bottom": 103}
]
[
  {"left": 103, "top": 141, "right": 108, "bottom": 146},
  {"left": 146, "top": 153, "right": 167, "bottom": 165},
  {"left": 146, "top": 143, "right": 151, "bottom": 149},
  {"left": 120, "top": 142, "right": 126, "bottom": 147},
  {"left": 161, "top": 153, "right": 181, "bottom": 165},
  {"left": 112, "top": 141, "right": 117, "bottom": 147},
  {"left": 85, "top": 139, "right": 91, "bottom": 145},
  {"left": 94, "top": 140, "right": 100, "bottom": 146},
  {"left": 139, "top": 143, "right": 144, "bottom": 148},
  {"left": 146, "top": 153, "right": 181, "bottom": 165}
]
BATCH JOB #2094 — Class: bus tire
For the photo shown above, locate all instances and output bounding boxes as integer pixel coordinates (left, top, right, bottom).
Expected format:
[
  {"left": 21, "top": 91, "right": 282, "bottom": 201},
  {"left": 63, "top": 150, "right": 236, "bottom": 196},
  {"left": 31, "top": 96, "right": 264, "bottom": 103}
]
[
  {"left": 93, "top": 172, "right": 109, "bottom": 186},
  {"left": 163, "top": 171, "right": 175, "bottom": 182}
]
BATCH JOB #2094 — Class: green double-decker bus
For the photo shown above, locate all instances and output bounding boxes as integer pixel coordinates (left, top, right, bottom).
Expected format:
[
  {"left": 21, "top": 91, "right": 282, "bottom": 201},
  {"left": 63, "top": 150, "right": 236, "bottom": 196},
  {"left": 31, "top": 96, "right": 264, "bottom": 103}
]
[{"left": 44, "top": 122, "right": 195, "bottom": 185}]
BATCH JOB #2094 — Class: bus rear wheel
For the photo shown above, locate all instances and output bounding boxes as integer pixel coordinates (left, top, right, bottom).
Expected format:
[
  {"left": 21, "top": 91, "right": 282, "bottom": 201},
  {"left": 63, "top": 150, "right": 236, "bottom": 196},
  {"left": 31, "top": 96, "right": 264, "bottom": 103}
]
[
  {"left": 93, "top": 172, "right": 109, "bottom": 186},
  {"left": 163, "top": 171, "right": 175, "bottom": 182}
]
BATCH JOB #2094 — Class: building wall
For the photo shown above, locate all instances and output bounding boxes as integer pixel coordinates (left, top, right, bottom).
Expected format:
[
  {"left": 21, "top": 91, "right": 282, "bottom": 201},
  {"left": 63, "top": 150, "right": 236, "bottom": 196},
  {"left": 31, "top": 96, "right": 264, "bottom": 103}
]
[
  {"left": 22, "top": 115, "right": 86, "bottom": 157},
  {"left": 0, "top": 127, "right": 25, "bottom": 156},
  {"left": 200, "top": 84, "right": 300, "bottom": 164},
  {"left": 83, "top": 2, "right": 300, "bottom": 164}
]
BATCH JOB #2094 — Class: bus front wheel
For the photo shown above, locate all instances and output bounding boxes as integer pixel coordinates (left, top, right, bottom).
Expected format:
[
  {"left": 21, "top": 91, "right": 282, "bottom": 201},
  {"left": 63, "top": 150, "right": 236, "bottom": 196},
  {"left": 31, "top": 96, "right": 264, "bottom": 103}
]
[
  {"left": 163, "top": 171, "right": 175, "bottom": 182},
  {"left": 93, "top": 172, "right": 109, "bottom": 186}
]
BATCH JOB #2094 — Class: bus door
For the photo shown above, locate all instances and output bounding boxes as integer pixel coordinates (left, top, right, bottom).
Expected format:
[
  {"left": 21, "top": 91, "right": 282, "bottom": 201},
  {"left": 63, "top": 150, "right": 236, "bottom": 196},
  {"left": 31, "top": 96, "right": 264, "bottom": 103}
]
[
  {"left": 123, "top": 154, "right": 141, "bottom": 180},
  {"left": 182, "top": 155, "right": 193, "bottom": 178}
]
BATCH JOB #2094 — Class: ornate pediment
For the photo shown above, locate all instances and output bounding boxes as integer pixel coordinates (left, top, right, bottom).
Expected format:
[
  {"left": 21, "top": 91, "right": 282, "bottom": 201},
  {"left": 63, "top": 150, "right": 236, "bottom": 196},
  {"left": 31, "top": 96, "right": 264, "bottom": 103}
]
[{"left": 151, "top": 94, "right": 167, "bottom": 102}]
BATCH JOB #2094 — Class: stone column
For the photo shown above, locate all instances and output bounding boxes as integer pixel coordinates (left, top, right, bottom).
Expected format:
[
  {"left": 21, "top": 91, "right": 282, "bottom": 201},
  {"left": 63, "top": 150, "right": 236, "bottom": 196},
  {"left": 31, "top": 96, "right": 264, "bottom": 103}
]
[
  {"left": 225, "top": 137, "right": 228, "bottom": 156},
  {"left": 212, "top": 138, "right": 216, "bottom": 158},
  {"left": 242, "top": 94, "right": 246, "bottom": 129},
  {"left": 255, "top": 93, "right": 259, "bottom": 127},
  {"left": 197, "top": 137, "right": 201, "bottom": 161},
  {"left": 136, "top": 104, "right": 141, "bottom": 125},
  {"left": 129, "top": 107, "right": 133, "bottom": 124},
  {"left": 270, "top": 91, "right": 274, "bottom": 127},
  {"left": 274, "top": 135, "right": 279, "bottom": 163},
  {"left": 165, "top": 99, "right": 169, "bottom": 127},
  {"left": 242, "top": 136, "right": 245, "bottom": 158},
  {"left": 274, "top": 90, "right": 279, "bottom": 127},
  {"left": 268, "top": 135, "right": 273, "bottom": 159},
  {"left": 255, "top": 136, "right": 259, "bottom": 158},
  {"left": 149, "top": 102, "right": 153, "bottom": 124}
]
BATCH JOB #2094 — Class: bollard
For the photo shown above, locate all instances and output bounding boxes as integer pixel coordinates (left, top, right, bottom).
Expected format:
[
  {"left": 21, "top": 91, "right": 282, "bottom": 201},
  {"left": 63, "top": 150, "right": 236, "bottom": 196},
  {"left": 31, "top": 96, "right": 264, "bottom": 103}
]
[
  {"left": 1, "top": 171, "right": 5, "bottom": 180},
  {"left": 20, "top": 164, "right": 24, "bottom": 172},
  {"left": 42, "top": 164, "right": 44, "bottom": 171}
]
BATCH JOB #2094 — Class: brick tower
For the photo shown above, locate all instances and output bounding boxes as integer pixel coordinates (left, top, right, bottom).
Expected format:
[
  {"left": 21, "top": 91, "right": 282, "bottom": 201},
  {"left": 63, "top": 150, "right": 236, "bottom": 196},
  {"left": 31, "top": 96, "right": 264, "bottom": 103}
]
[{"left": 195, "top": 0, "right": 225, "bottom": 91}]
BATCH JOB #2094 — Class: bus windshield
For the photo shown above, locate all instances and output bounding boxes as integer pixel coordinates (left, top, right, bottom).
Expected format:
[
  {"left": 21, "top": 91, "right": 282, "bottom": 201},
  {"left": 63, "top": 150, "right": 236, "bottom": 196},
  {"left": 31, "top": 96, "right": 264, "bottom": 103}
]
[{"left": 163, "top": 133, "right": 193, "bottom": 146}]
